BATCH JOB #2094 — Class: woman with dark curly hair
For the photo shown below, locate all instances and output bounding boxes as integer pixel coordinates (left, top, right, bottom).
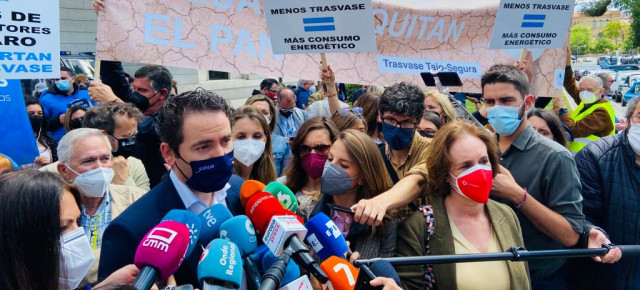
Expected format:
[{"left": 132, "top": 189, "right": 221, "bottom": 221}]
[{"left": 395, "top": 122, "right": 530, "bottom": 290}]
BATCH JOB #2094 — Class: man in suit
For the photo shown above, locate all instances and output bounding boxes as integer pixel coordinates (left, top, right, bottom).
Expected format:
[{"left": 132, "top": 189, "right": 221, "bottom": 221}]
[{"left": 98, "top": 89, "right": 244, "bottom": 286}]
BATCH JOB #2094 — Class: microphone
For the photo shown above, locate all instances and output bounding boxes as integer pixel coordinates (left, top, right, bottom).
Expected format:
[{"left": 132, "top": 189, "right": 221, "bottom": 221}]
[
  {"left": 245, "top": 192, "right": 289, "bottom": 235},
  {"left": 162, "top": 209, "right": 202, "bottom": 258},
  {"left": 304, "top": 212, "right": 349, "bottom": 260},
  {"left": 277, "top": 276, "right": 313, "bottom": 290},
  {"left": 354, "top": 260, "right": 400, "bottom": 290},
  {"left": 245, "top": 193, "right": 327, "bottom": 283},
  {"left": 197, "top": 239, "right": 243, "bottom": 289},
  {"left": 320, "top": 256, "right": 359, "bottom": 290},
  {"left": 219, "top": 216, "right": 261, "bottom": 290},
  {"left": 240, "top": 180, "right": 266, "bottom": 206},
  {"left": 263, "top": 181, "right": 299, "bottom": 212},
  {"left": 133, "top": 220, "right": 191, "bottom": 290},
  {"left": 261, "top": 250, "right": 301, "bottom": 286},
  {"left": 198, "top": 204, "right": 233, "bottom": 244}
]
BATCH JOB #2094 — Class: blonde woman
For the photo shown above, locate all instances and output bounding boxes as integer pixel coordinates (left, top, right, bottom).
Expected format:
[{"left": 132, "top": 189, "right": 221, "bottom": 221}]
[
  {"left": 230, "top": 105, "right": 277, "bottom": 184},
  {"left": 424, "top": 90, "right": 456, "bottom": 124}
]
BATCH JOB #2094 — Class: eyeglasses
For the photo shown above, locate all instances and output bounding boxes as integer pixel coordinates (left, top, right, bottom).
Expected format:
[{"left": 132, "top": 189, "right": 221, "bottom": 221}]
[
  {"left": 300, "top": 144, "right": 331, "bottom": 156},
  {"left": 337, "top": 107, "right": 363, "bottom": 116},
  {"left": 382, "top": 117, "right": 418, "bottom": 129}
]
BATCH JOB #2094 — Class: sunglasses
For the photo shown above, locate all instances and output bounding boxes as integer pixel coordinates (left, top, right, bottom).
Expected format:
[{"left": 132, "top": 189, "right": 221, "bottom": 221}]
[
  {"left": 300, "top": 144, "right": 331, "bottom": 156},
  {"left": 337, "top": 107, "right": 363, "bottom": 116}
]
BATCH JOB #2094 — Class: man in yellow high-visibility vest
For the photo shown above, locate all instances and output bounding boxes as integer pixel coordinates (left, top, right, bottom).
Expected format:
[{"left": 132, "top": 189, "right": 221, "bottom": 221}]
[{"left": 554, "top": 75, "right": 616, "bottom": 152}]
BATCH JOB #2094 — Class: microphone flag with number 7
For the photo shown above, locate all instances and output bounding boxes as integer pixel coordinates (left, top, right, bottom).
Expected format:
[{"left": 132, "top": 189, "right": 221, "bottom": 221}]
[{"left": 320, "top": 256, "right": 359, "bottom": 290}]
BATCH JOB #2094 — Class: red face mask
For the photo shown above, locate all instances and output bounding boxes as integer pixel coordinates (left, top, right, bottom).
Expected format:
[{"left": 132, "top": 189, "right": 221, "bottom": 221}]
[
  {"left": 267, "top": 91, "right": 277, "bottom": 100},
  {"left": 450, "top": 164, "right": 493, "bottom": 203}
]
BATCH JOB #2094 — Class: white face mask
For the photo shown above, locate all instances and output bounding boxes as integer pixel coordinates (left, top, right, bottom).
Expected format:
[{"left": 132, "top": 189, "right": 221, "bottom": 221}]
[
  {"left": 59, "top": 227, "right": 95, "bottom": 290},
  {"left": 67, "top": 166, "right": 114, "bottom": 198},
  {"left": 263, "top": 114, "right": 271, "bottom": 125},
  {"left": 579, "top": 90, "right": 598, "bottom": 104},
  {"left": 610, "top": 82, "right": 619, "bottom": 92},
  {"left": 629, "top": 123, "right": 640, "bottom": 156},
  {"left": 233, "top": 139, "right": 266, "bottom": 166}
]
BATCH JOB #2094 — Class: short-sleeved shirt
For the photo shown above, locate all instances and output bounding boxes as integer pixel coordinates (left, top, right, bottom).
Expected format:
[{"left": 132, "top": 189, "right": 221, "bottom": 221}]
[
  {"left": 384, "top": 132, "right": 431, "bottom": 181},
  {"left": 497, "top": 124, "right": 584, "bottom": 280}
]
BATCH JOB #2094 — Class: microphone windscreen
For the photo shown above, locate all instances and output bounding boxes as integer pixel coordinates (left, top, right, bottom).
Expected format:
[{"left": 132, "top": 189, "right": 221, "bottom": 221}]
[
  {"left": 369, "top": 260, "right": 401, "bottom": 286},
  {"left": 249, "top": 244, "right": 270, "bottom": 270},
  {"left": 198, "top": 203, "right": 233, "bottom": 244},
  {"left": 263, "top": 181, "right": 299, "bottom": 212},
  {"left": 304, "top": 212, "right": 349, "bottom": 261},
  {"left": 162, "top": 209, "right": 202, "bottom": 258},
  {"left": 245, "top": 192, "right": 287, "bottom": 234},
  {"left": 134, "top": 220, "right": 191, "bottom": 281},
  {"left": 320, "top": 256, "right": 359, "bottom": 290},
  {"left": 261, "top": 249, "right": 301, "bottom": 286},
  {"left": 198, "top": 239, "right": 243, "bottom": 288},
  {"left": 240, "top": 180, "right": 266, "bottom": 206},
  {"left": 219, "top": 215, "right": 257, "bottom": 256}
]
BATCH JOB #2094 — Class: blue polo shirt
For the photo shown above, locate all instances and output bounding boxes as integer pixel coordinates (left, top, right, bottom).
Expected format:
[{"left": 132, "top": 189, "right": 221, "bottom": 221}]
[{"left": 40, "top": 87, "right": 95, "bottom": 141}]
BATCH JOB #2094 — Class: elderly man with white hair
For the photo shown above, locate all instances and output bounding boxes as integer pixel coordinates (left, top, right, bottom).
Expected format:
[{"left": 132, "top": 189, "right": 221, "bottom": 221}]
[
  {"left": 56, "top": 128, "right": 145, "bottom": 283},
  {"left": 555, "top": 74, "right": 616, "bottom": 152}
]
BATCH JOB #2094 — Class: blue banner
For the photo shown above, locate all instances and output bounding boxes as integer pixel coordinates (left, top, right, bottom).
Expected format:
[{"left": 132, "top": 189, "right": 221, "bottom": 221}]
[{"left": 0, "top": 79, "right": 39, "bottom": 166}]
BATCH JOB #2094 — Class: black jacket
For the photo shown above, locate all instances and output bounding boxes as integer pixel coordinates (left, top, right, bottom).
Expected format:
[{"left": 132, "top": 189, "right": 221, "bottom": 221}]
[
  {"left": 98, "top": 174, "right": 245, "bottom": 287},
  {"left": 566, "top": 132, "right": 640, "bottom": 290}
]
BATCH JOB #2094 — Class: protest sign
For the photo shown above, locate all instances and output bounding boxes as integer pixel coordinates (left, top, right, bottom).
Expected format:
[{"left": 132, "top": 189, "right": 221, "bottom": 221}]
[
  {"left": 95, "top": 0, "right": 566, "bottom": 95},
  {"left": 489, "top": 0, "right": 575, "bottom": 49},
  {"left": 262, "top": 0, "right": 376, "bottom": 54},
  {"left": 0, "top": 0, "right": 60, "bottom": 79},
  {"left": 0, "top": 79, "right": 39, "bottom": 166}
]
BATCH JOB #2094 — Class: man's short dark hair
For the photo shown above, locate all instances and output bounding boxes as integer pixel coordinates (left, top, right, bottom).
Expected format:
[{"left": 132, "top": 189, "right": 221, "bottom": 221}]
[
  {"left": 134, "top": 65, "right": 173, "bottom": 93},
  {"left": 260, "top": 78, "right": 279, "bottom": 90},
  {"left": 83, "top": 102, "right": 144, "bottom": 135},
  {"left": 481, "top": 64, "right": 529, "bottom": 98},
  {"left": 379, "top": 82, "right": 424, "bottom": 120},
  {"left": 60, "top": 67, "right": 75, "bottom": 77},
  {"left": 156, "top": 88, "right": 231, "bottom": 152}
]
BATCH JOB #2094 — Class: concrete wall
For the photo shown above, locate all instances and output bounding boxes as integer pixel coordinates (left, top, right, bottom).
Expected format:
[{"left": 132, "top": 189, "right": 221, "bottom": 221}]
[{"left": 60, "top": 0, "right": 97, "bottom": 53}]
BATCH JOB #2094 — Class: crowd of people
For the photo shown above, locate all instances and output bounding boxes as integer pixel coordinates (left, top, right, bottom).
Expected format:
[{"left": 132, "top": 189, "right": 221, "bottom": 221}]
[{"left": 1, "top": 8, "right": 640, "bottom": 289}]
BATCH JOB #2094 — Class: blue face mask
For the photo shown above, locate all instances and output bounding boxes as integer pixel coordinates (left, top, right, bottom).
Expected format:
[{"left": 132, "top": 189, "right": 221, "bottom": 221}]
[
  {"left": 55, "top": 79, "right": 71, "bottom": 92},
  {"left": 382, "top": 122, "right": 415, "bottom": 150},
  {"left": 176, "top": 151, "right": 234, "bottom": 192},
  {"left": 486, "top": 102, "right": 525, "bottom": 136}
]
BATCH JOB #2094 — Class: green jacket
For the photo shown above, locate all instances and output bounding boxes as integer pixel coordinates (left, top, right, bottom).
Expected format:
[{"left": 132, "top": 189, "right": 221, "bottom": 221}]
[{"left": 395, "top": 196, "right": 531, "bottom": 290}]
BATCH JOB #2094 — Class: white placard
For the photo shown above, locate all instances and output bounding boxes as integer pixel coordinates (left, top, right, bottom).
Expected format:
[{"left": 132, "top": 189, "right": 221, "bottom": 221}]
[
  {"left": 263, "top": 0, "right": 376, "bottom": 54},
  {"left": 0, "top": 0, "right": 60, "bottom": 79},
  {"left": 489, "top": 0, "right": 574, "bottom": 49}
]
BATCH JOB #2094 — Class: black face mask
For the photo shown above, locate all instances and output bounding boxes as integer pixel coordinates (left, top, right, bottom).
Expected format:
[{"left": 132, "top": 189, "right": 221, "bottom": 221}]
[
  {"left": 129, "top": 92, "right": 150, "bottom": 112},
  {"left": 113, "top": 138, "right": 136, "bottom": 158},
  {"left": 29, "top": 115, "right": 44, "bottom": 133},
  {"left": 69, "top": 119, "right": 83, "bottom": 130},
  {"left": 280, "top": 109, "right": 294, "bottom": 118}
]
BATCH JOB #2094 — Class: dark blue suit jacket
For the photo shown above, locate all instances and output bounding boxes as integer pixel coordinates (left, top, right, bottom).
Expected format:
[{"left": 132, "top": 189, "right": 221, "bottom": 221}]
[{"left": 98, "top": 174, "right": 245, "bottom": 286}]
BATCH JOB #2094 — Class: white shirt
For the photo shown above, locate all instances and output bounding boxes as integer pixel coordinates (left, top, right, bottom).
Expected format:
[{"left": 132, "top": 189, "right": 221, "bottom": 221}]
[
  {"left": 169, "top": 170, "right": 230, "bottom": 215},
  {"left": 307, "top": 99, "right": 349, "bottom": 118}
]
